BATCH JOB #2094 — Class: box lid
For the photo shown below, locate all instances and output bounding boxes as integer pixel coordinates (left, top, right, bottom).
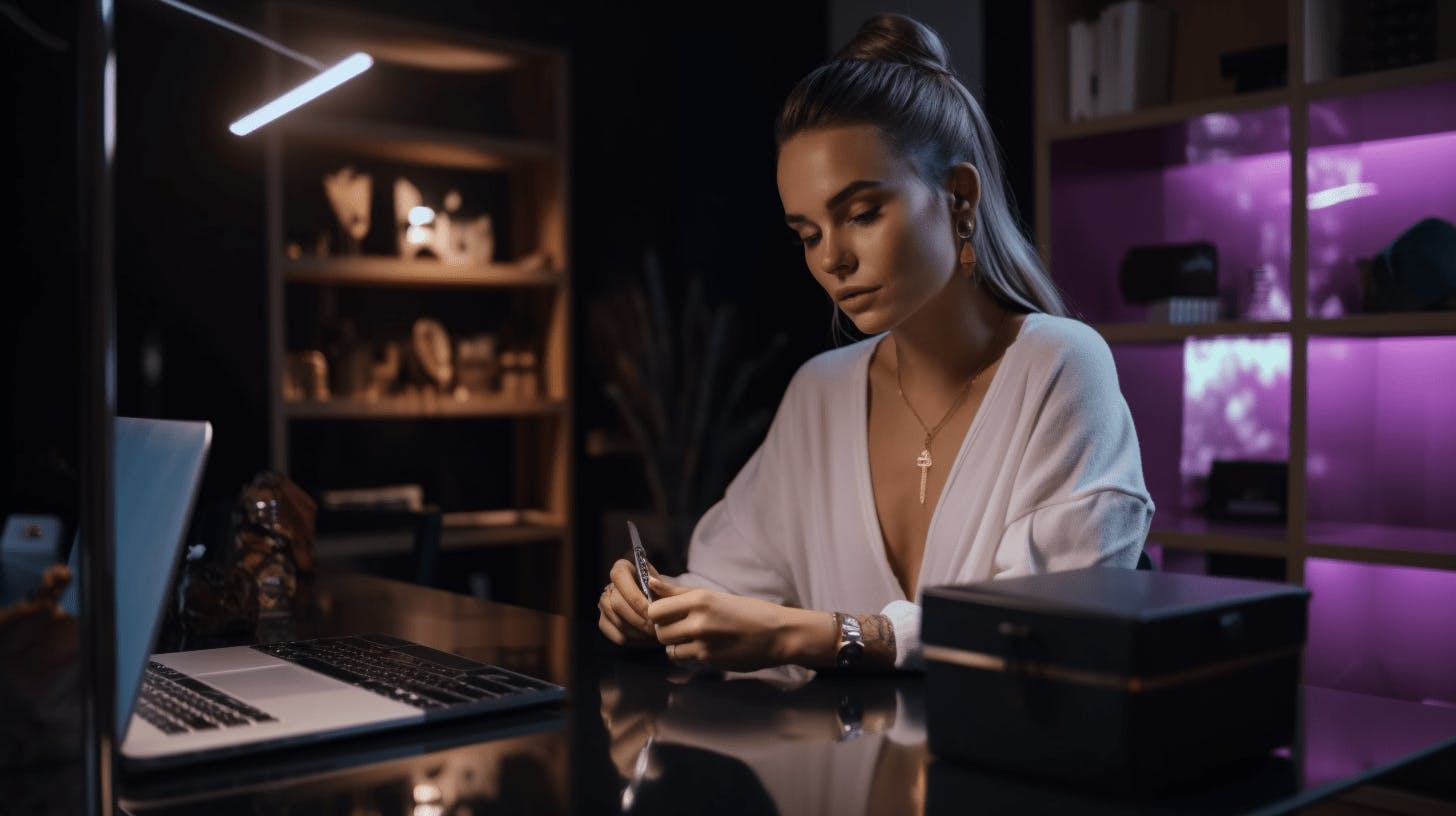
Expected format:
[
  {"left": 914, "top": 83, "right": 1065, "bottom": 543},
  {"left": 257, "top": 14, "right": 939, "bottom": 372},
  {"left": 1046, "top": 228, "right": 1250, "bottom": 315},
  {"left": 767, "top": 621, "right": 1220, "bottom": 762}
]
[{"left": 922, "top": 567, "right": 1310, "bottom": 680}]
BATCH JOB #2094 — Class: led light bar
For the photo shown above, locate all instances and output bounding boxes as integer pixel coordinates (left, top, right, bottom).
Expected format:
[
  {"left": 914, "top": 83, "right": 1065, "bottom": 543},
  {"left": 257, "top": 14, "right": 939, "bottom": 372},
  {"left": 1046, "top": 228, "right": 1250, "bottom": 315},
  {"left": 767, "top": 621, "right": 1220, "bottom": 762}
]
[{"left": 229, "top": 52, "right": 373, "bottom": 136}]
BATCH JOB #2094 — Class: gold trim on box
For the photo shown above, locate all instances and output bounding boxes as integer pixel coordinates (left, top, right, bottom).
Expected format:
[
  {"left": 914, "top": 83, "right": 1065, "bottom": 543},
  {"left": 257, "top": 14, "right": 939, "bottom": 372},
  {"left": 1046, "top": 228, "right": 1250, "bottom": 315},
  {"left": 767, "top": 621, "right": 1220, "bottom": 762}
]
[{"left": 922, "top": 644, "right": 1301, "bottom": 694}]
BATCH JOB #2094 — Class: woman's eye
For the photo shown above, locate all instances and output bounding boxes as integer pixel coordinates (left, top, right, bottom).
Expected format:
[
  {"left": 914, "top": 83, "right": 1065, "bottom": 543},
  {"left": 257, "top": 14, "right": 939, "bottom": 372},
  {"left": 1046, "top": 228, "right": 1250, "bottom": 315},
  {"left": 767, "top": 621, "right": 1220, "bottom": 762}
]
[
  {"left": 850, "top": 206, "right": 881, "bottom": 225},
  {"left": 791, "top": 234, "right": 821, "bottom": 248}
]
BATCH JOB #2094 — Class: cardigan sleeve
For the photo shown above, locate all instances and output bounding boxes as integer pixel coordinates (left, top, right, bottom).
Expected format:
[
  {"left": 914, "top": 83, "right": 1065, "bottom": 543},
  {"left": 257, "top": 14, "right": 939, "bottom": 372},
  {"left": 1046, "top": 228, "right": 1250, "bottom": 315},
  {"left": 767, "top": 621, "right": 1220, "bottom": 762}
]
[
  {"left": 993, "top": 322, "right": 1154, "bottom": 578},
  {"left": 670, "top": 371, "right": 806, "bottom": 608}
]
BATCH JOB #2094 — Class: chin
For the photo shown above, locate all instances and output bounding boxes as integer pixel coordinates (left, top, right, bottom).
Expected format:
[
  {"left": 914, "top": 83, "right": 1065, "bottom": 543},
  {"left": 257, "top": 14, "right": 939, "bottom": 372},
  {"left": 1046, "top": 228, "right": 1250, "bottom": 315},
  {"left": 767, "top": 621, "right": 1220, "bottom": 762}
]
[{"left": 843, "top": 308, "right": 894, "bottom": 336}]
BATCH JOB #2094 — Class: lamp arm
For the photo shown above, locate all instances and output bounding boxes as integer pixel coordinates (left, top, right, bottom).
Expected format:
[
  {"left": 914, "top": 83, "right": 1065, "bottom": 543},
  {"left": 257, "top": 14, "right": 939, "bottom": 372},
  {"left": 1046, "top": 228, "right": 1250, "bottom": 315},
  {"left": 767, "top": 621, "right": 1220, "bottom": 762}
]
[{"left": 154, "top": 0, "right": 325, "bottom": 70}]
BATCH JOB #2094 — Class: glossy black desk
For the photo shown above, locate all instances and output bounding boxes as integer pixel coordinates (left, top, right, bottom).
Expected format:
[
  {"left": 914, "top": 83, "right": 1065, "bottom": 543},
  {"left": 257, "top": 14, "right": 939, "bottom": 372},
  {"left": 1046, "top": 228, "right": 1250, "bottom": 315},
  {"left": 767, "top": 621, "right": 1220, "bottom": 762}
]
[{"left": 116, "top": 573, "right": 1456, "bottom": 815}]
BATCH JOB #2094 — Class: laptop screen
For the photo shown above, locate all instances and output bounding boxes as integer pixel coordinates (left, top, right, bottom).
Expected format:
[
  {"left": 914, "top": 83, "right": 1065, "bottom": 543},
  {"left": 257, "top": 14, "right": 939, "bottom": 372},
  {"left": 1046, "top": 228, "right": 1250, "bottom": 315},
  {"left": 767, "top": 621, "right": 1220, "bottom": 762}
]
[{"left": 108, "top": 417, "right": 211, "bottom": 739}]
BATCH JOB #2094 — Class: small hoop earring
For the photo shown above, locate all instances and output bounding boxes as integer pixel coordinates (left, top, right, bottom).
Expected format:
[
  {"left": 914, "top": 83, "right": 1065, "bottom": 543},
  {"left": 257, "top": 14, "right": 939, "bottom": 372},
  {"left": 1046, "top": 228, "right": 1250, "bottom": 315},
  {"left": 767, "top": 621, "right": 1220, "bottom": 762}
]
[{"left": 956, "top": 220, "right": 974, "bottom": 240}]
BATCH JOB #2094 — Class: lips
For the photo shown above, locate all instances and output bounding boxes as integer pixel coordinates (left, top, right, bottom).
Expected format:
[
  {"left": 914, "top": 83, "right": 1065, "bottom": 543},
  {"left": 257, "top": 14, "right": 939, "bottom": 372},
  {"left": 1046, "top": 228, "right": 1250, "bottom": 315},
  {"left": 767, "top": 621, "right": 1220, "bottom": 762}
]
[{"left": 836, "top": 286, "right": 880, "bottom": 304}]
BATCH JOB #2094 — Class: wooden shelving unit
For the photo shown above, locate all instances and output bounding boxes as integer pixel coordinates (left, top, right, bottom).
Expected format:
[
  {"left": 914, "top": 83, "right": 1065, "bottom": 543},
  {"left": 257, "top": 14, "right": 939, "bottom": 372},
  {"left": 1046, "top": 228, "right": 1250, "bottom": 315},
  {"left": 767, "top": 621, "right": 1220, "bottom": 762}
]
[
  {"left": 1030, "top": 1, "right": 1456, "bottom": 693},
  {"left": 262, "top": 2, "right": 573, "bottom": 616}
]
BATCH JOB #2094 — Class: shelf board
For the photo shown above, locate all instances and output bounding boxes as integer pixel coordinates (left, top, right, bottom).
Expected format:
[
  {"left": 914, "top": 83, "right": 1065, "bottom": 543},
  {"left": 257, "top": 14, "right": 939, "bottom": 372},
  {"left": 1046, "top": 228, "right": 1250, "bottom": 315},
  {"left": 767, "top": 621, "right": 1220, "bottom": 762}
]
[
  {"left": 1146, "top": 514, "right": 1289, "bottom": 557},
  {"left": 285, "top": 395, "right": 563, "bottom": 420},
  {"left": 1303, "top": 312, "right": 1456, "bottom": 337},
  {"left": 284, "top": 256, "right": 563, "bottom": 289},
  {"left": 1305, "top": 522, "right": 1456, "bottom": 571},
  {"left": 317, "top": 521, "right": 566, "bottom": 560},
  {"left": 1306, "top": 59, "right": 1456, "bottom": 101},
  {"left": 280, "top": 117, "right": 558, "bottom": 170},
  {"left": 1094, "top": 320, "right": 1292, "bottom": 343},
  {"left": 1043, "top": 88, "right": 1289, "bottom": 144}
]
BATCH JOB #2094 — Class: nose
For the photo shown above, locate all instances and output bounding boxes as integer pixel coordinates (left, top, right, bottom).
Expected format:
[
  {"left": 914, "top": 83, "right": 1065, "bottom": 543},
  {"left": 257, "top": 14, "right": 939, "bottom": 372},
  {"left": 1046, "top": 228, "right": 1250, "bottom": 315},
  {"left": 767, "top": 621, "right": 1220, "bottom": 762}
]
[{"left": 817, "top": 230, "right": 854, "bottom": 280}]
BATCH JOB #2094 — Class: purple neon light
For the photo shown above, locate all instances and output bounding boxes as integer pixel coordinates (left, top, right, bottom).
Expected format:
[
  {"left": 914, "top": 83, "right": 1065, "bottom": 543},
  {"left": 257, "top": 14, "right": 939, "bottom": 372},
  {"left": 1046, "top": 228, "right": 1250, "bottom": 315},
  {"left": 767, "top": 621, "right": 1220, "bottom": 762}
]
[
  {"left": 1304, "top": 558, "right": 1456, "bottom": 706},
  {"left": 1182, "top": 336, "right": 1291, "bottom": 511}
]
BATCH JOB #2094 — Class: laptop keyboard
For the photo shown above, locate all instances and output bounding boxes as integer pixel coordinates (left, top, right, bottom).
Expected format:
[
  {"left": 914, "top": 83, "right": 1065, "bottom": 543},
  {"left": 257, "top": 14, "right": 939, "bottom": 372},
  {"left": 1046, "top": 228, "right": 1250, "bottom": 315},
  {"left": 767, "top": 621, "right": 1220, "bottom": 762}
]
[
  {"left": 138, "top": 662, "right": 278, "bottom": 735},
  {"left": 252, "top": 634, "right": 555, "bottom": 711}
]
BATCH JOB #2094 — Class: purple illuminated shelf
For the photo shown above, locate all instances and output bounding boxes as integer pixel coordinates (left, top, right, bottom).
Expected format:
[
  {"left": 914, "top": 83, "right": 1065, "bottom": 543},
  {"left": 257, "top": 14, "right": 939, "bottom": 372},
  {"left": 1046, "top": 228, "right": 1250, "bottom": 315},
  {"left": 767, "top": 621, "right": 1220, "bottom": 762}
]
[
  {"left": 1146, "top": 512, "right": 1288, "bottom": 555},
  {"left": 1050, "top": 105, "right": 1291, "bottom": 326},
  {"left": 1307, "top": 79, "right": 1456, "bottom": 318},
  {"left": 1305, "top": 558, "right": 1456, "bottom": 705}
]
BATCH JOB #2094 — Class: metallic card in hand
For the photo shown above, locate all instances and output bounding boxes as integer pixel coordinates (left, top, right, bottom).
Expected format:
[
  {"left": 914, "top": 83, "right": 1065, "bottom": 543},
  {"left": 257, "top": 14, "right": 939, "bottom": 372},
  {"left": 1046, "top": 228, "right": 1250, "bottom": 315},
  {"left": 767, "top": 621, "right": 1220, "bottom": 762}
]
[{"left": 627, "top": 520, "right": 654, "bottom": 602}]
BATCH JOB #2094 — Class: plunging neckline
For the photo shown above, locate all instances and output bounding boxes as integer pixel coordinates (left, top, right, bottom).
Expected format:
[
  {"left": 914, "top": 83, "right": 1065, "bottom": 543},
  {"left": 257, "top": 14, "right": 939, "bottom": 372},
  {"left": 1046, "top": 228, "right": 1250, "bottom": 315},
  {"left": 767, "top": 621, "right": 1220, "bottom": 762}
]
[{"left": 853, "top": 314, "right": 1036, "bottom": 602}]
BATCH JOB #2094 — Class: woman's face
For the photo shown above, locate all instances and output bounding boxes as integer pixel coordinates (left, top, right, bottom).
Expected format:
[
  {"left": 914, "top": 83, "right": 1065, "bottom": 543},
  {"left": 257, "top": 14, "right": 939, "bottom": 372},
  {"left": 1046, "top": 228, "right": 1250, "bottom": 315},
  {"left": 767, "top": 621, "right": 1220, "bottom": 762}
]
[{"left": 777, "top": 124, "right": 958, "bottom": 335}]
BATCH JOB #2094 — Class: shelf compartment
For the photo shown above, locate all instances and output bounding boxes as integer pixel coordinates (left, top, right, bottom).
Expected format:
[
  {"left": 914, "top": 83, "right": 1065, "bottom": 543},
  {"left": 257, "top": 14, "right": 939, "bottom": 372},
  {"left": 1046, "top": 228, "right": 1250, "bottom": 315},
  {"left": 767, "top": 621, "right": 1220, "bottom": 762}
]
[
  {"left": 284, "top": 395, "right": 563, "bottom": 420},
  {"left": 1049, "top": 105, "right": 1291, "bottom": 326},
  {"left": 1307, "top": 336, "right": 1456, "bottom": 538},
  {"left": 284, "top": 257, "right": 563, "bottom": 289},
  {"left": 280, "top": 117, "right": 558, "bottom": 171},
  {"left": 1306, "top": 58, "right": 1456, "bottom": 100},
  {"left": 1304, "top": 558, "right": 1456, "bottom": 706},
  {"left": 1111, "top": 335, "right": 1291, "bottom": 530},
  {"left": 1306, "top": 521, "right": 1456, "bottom": 571},
  {"left": 1306, "top": 79, "right": 1456, "bottom": 318}
]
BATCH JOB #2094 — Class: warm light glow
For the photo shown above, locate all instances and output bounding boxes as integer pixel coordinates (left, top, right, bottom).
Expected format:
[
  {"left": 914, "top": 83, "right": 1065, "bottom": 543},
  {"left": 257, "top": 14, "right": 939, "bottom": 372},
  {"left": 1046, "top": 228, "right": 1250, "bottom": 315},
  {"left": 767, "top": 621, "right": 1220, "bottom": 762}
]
[
  {"left": 1307, "top": 181, "right": 1379, "bottom": 210},
  {"left": 408, "top": 206, "right": 436, "bottom": 226},
  {"left": 406, "top": 225, "right": 432, "bottom": 245},
  {"left": 230, "top": 52, "right": 373, "bottom": 136},
  {"left": 413, "top": 783, "right": 442, "bottom": 804}
]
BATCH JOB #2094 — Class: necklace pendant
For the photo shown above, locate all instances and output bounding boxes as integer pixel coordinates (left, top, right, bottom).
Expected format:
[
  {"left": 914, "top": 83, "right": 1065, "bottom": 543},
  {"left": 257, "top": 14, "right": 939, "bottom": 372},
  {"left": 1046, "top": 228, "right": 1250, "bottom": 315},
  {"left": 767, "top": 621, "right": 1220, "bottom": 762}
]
[{"left": 916, "top": 449, "right": 933, "bottom": 505}]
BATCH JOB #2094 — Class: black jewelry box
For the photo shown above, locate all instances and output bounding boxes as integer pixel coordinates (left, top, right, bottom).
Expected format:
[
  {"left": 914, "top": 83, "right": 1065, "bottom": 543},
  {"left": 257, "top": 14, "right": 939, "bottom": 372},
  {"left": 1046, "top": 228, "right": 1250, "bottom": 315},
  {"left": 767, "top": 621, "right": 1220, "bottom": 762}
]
[{"left": 921, "top": 567, "right": 1310, "bottom": 794}]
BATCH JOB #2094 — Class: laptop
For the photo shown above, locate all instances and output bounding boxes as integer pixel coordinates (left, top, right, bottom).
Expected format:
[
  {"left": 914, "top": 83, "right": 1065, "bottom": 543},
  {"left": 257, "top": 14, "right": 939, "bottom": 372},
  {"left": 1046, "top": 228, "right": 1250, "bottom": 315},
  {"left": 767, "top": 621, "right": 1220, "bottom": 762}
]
[{"left": 87, "top": 416, "right": 565, "bottom": 771}]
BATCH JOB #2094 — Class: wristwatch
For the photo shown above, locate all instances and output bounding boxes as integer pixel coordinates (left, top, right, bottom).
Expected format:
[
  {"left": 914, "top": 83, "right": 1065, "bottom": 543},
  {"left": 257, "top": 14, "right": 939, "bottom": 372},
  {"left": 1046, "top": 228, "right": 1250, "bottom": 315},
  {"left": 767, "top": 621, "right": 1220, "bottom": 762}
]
[{"left": 835, "top": 612, "right": 864, "bottom": 668}]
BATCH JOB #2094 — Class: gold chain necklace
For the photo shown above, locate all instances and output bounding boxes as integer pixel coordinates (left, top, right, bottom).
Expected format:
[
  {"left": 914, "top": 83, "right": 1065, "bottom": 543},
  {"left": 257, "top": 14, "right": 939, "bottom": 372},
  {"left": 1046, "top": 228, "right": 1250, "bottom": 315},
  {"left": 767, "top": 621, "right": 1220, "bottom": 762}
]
[{"left": 894, "top": 312, "right": 1009, "bottom": 505}]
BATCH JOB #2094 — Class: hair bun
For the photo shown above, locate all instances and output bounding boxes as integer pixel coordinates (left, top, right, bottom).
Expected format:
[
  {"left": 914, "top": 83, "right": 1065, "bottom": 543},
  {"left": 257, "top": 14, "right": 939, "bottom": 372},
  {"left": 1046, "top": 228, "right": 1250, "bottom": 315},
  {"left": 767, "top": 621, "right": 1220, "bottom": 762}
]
[{"left": 834, "top": 13, "right": 955, "bottom": 77}]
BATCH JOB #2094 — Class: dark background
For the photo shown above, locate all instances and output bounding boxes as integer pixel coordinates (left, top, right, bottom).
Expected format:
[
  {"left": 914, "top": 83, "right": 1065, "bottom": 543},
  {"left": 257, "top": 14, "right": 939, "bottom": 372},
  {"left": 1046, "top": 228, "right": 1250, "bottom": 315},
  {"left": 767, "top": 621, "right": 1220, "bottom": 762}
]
[{"left": 1, "top": 0, "right": 1032, "bottom": 618}]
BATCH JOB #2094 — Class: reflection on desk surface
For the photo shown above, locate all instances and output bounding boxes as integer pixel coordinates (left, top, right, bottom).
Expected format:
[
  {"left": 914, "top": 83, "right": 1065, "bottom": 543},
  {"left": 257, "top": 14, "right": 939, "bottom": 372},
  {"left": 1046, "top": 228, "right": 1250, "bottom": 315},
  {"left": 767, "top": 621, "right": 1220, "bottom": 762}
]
[{"left": 108, "top": 577, "right": 1456, "bottom": 816}]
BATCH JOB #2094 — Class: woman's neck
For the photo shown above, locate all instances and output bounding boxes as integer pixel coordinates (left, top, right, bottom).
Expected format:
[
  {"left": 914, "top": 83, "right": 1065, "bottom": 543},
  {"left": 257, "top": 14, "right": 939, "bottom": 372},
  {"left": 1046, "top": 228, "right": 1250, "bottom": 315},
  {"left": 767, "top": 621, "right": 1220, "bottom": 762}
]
[{"left": 887, "top": 281, "right": 1009, "bottom": 395}]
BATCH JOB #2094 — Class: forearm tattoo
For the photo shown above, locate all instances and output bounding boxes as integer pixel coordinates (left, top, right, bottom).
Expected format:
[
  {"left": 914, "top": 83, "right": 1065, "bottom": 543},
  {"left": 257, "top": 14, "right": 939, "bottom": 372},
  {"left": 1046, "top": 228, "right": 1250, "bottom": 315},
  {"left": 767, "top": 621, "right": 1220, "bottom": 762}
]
[{"left": 857, "top": 613, "right": 896, "bottom": 669}]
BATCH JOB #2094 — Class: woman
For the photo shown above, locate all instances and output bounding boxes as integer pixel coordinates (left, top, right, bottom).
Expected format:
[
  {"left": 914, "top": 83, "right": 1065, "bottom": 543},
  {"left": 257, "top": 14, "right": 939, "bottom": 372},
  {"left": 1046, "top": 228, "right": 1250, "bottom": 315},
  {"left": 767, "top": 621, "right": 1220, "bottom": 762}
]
[{"left": 599, "top": 13, "right": 1153, "bottom": 672}]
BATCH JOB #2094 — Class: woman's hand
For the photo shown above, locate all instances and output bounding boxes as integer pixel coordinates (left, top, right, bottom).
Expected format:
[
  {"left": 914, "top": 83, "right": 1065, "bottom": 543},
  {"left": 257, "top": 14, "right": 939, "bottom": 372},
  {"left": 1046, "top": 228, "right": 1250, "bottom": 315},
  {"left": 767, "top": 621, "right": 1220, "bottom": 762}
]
[
  {"left": 645, "top": 576, "right": 834, "bottom": 672},
  {"left": 598, "top": 555, "right": 661, "bottom": 647}
]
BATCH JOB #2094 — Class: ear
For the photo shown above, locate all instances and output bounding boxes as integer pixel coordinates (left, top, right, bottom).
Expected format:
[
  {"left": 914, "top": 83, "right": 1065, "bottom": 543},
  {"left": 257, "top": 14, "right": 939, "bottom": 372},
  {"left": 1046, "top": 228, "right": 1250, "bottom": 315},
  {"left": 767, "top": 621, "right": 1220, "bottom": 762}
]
[{"left": 947, "top": 162, "right": 981, "bottom": 223}]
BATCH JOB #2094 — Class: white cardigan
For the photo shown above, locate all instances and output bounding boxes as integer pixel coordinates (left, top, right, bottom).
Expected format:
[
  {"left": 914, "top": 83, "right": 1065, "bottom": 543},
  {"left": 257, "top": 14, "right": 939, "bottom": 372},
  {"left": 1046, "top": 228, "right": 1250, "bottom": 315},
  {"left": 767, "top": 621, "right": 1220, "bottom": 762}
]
[{"left": 673, "top": 312, "right": 1155, "bottom": 668}]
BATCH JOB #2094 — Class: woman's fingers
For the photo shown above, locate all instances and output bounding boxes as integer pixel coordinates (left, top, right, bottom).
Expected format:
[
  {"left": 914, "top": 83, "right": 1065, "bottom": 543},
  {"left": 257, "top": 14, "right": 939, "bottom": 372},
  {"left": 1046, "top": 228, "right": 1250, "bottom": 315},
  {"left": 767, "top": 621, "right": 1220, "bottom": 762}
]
[
  {"left": 606, "top": 585, "right": 653, "bottom": 634},
  {"left": 609, "top": 559, "right": 653, "bottom": 619}
]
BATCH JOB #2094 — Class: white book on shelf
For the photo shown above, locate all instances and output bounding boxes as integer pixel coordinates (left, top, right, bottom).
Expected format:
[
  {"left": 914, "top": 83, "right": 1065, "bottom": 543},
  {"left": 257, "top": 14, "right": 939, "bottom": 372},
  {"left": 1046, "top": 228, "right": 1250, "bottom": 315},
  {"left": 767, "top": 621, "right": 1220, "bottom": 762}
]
[
  {"left": 1115, "top": 0, "right": 1141, "bottom": 113},
  {"left": 1068, "top": 19, "right": 1096, "bottom": 121},
  {"left": 1096, "top": 2, "right": 1121, "bottom": 117},
  {"left": 1135, "top": 2, "right": 1174, "bottom": 108}
]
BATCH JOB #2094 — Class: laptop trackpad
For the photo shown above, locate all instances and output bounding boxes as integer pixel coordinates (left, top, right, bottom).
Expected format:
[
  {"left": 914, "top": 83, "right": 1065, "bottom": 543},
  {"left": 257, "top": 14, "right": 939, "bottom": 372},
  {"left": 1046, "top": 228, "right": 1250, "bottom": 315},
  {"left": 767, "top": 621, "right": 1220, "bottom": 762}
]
[{"left": 200, "top": 665, "right": 346, "bottom": 700}]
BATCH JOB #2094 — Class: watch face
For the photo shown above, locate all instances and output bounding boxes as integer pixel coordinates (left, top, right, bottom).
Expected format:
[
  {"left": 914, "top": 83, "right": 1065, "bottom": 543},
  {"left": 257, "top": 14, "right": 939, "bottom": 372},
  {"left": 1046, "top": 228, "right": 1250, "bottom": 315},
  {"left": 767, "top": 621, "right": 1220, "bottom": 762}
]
[{"left": 837, "top": 641, "right": 865, "bottom": 667}]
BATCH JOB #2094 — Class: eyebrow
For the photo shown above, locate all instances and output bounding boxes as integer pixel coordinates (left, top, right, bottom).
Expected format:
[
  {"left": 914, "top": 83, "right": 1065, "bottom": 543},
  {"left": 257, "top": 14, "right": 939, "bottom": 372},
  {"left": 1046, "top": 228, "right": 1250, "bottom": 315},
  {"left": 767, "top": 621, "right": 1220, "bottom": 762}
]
[{"left": 784, "top": 179, "right": 885, "bottom": 226}]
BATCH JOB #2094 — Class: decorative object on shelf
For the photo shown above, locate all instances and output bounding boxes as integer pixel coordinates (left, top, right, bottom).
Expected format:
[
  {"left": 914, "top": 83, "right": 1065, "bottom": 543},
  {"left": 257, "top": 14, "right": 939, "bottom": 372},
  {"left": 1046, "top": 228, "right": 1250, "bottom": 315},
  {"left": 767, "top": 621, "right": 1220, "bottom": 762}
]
[
  {"left": 1146, "top": 296, "right": 1222, "bottom": 324},
  {"left": 1242, "top": 264, "right": 1291, "bottom": 321},
  {"left": 393, "top": 179, "right": 495, "bottom": 265},
  {"left": 321, "top": 483, "right": 425, "bottom": 512},
  {"left": 588, "top": 248, "right": 788, "bottom": 574},
  {"left": 323, "top": 164, "right": 372, "bottom": 255},
  {"left": 1219, "top": 43, "right": 1288, "bottom": 93},
  {"left": 324, "top": 318, "right": 372, "bottom": 399},
  {"left": 1206, "top": 459, "right": 1289, "bottom": 523},
  {"left": 1068, "top": 0, "right": 1173, "bottom": 119},
  {"left": 368, "top": 341, "right": 401, "bottom": 401},
  {"left": 411, "top": 317, "right": 454, "bottom": 392},
  {"left": 1362, "top": 216, "right": 1456, "bottom": 312},
  {"left": 282, "top": 350, "right": 330, "bottom": 402},
  {"left": 1119, "top": 241, "right": 1218, "bottom": 304},
  {"left": 455, "top": 334, "right": 499, "bottom": 397}
]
